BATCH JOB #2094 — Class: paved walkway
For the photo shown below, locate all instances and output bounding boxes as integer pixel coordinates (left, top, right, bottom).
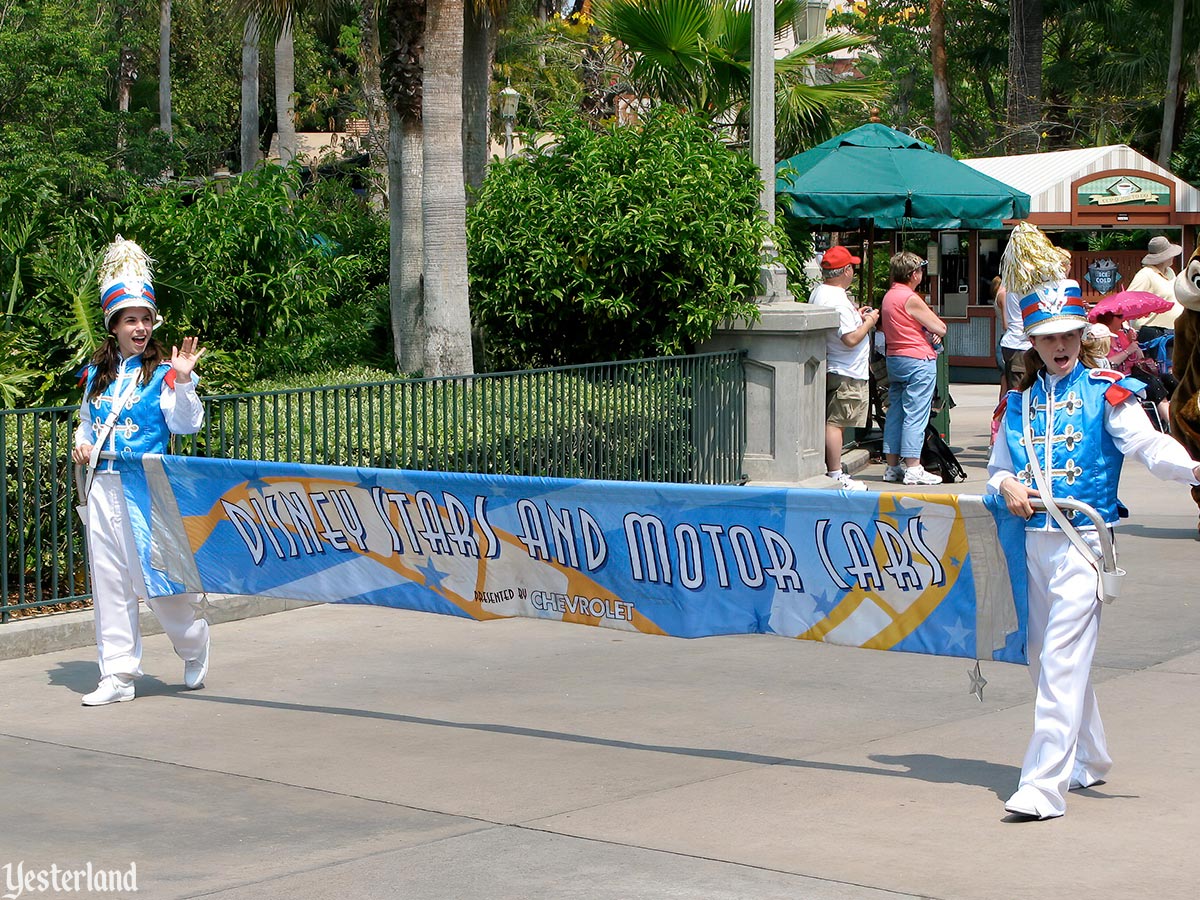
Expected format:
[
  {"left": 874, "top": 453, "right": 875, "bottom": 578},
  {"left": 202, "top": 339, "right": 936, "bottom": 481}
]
[{"left": 2, "top": 384, "right": 1199, "bottom": 899}]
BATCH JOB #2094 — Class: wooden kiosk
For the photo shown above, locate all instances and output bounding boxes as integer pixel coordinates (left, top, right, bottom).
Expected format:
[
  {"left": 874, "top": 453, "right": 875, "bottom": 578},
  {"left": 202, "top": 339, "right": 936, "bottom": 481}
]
[{"left": 941, "top": 145, "right": 1200, "bottom": 378}]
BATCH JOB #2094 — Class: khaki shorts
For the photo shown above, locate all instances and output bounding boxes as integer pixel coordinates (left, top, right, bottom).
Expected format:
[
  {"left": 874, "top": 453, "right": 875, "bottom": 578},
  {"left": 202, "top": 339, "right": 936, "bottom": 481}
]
[
  {"left": 1001, "top": 346, "right": 1027, "bottom": 385},
  {"left": 826, "top": 372, "right": 869, "bottom": 428}
]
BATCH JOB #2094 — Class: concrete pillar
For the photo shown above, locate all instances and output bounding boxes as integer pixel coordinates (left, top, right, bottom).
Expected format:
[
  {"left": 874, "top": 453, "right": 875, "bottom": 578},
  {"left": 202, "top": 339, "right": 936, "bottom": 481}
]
[{"left": 702, "top": 303, "right": 838, "bottom": 484}]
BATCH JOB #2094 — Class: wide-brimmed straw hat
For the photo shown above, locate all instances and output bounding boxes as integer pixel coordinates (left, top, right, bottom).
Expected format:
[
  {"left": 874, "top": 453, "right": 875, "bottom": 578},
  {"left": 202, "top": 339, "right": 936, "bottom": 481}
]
[{"left": 1143, "top": 235, "right": 1182, "bottom": 266}]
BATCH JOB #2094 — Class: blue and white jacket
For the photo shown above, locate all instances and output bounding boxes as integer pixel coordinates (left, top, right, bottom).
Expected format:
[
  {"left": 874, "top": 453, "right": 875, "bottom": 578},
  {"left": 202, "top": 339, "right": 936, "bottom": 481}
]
[{"left": 989, "top": 362, "right": 1198, "bottom": 531}]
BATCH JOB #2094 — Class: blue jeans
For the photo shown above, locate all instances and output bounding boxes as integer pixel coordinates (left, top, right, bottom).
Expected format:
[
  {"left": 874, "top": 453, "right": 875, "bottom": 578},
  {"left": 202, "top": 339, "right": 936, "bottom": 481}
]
[{"left": 883, "top": 356, "right": 937, "bottom": 459}]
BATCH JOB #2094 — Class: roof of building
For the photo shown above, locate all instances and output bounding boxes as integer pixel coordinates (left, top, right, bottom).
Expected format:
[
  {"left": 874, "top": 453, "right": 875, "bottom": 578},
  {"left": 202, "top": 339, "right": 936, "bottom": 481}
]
[{"left": 962, "top": 145, "right": 1200, "bottom": 214}]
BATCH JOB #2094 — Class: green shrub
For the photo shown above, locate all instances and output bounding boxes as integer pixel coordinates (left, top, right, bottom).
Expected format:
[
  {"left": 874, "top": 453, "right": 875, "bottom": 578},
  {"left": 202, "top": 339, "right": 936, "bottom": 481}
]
[
  {"left": 0, "top": 166, "right": 390, "bottom": 406},
  {"left": 468, "top": 107, "right": 790, "bottom": 369}
]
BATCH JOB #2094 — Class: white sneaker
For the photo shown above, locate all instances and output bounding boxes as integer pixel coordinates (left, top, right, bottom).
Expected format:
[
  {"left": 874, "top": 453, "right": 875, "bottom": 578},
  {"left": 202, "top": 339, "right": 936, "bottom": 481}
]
[
  {"left": 1004, "top": 786, "right": 1063, "bottom": 820},
  {"left": 903, "top": 465, "right": 942, "bottom": 486},
  {"left": 184, "top": 635, "right": 210, "bottom": 690},
  {"left": 82, "top": 675, "right": 135, "bottom": 706},
  {"left": 827, "top": 471, "right": 868, "bottom": 492},
  {"left": 882, "top": 465, "right": 905, "bottom": 483}
]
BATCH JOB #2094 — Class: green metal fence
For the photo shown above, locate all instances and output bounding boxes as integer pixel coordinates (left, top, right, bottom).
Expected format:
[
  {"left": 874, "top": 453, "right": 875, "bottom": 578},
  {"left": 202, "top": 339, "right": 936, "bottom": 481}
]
[{"left": 2, "top": 352, "right": 746, "bottom": 621}]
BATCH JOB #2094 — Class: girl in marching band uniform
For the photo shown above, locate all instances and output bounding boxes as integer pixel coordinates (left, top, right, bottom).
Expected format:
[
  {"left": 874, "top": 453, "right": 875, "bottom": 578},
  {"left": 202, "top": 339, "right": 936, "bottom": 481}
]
[
  {"left": 72, "top": 237, "right": 210, "bottom": 706},
  {"left": 988, "top": 223, "right": 1200, "bottom": 819}
]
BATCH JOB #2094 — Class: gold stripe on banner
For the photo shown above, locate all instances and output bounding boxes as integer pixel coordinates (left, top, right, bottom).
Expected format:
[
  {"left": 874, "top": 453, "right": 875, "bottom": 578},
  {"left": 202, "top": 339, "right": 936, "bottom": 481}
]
[{"left": 795, "top": 493, "right": 965, "bottom": 651}]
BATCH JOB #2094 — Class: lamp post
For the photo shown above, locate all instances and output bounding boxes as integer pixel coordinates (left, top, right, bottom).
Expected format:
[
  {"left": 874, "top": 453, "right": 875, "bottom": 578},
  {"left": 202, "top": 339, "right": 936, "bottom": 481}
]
[{"left": 499, "top": 85, "right": 520, "bottom": 159}]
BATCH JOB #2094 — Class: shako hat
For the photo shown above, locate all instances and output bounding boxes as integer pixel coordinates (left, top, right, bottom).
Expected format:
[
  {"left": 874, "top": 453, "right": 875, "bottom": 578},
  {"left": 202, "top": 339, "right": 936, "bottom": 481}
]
[{"left": 98, "top": 236, "right": 161, "bottom": 330}]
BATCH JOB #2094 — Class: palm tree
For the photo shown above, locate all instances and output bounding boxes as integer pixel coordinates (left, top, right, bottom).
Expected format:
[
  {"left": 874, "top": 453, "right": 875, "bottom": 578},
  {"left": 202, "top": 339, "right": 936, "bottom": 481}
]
[
  {"left": 160, "top": 0, "right": 173, "bottom": 137},
  {"left": 380, "top": 0, "right": 474, "bottom": 375},
  {"left": 593, "top": 0, "right": 880, "bottom": 157},
  {"left": 238, "top": 0, "right": 302, "bottom": 166},
  {"left": 1160, "top": 0, "right": 1185, "bottom": 165},
  {"left": 1006, "top": 0, "right": 1042, "bottom": 153},
  {"left": 276, "top": 15, "right": 298, "bottom": 165},
  {"left": 115, "top": 0, "right": 138, "bottom": 158},
  {"left": 463, "top": 0, "right": 505, "bottom": 197},
  {"left": 421, "top": 0, "right": 473, "bottom": 374},
  {"left": 382, "top": 0, "right": 428, "bottom": 373},
  {"left": 241, "top": 13, "right": 262, "bottom": 172},
  {"left": 930, "top": 0, "right": 950, "bottom": 154},
  {"left": 358, "top": 0, "right": 389, "bottom": 203}
]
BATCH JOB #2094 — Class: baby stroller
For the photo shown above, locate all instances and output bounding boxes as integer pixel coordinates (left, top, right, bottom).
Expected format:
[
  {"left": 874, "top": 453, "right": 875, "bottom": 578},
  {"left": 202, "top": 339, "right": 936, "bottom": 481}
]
[{"left": 1133, "top": 332, "right": 1176, "bottom": 434}]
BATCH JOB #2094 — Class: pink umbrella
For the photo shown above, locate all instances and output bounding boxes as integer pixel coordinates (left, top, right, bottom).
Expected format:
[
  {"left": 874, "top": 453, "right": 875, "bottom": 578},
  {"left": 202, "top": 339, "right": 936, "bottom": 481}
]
[{"left": 1086, "top": 290, "right": 1173, "bottom": 322}]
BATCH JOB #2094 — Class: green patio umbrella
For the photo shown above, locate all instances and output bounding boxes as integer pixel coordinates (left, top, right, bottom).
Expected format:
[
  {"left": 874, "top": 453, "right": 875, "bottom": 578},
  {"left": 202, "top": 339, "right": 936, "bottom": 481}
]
[{"left": 775, "top": 124, "right": 1030, "bottom": 229}]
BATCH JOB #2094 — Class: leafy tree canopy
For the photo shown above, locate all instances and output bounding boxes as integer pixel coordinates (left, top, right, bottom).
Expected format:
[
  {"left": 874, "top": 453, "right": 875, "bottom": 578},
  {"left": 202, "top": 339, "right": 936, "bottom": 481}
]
[{"left": 468, "top": 106, "right": 795, "bottom": 370}]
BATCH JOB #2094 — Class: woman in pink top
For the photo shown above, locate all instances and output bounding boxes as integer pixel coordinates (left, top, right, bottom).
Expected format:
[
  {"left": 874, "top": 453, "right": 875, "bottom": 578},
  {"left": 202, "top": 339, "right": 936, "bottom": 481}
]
[{"left": 881, "top": 251, "right": 947, "bottom": 486}]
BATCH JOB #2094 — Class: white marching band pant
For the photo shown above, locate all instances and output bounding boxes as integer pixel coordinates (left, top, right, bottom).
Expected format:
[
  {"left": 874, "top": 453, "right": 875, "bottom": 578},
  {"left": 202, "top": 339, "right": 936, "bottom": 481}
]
[
  {"left": 84, "top": 470, "right": 208, "bottom": 677},
  {"left": 1015, "top": 529, "right": 1112, "bottom": 815}
]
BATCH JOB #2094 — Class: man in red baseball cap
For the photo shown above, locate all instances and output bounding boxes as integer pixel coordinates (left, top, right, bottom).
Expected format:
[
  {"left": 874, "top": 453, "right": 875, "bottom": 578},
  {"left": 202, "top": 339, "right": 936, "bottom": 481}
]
[
  {"left": 809, "top": 245, "right": 876, "bottom": 491},
  {"left": 820, "top": 245, "right": 861, "bottom": 271}
]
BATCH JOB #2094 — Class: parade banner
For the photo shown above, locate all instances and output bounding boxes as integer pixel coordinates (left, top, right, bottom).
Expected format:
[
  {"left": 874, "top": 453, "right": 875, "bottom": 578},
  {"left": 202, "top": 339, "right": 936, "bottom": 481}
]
[{"left": 122, "top": 455, "right": 1029, "bottom": 664}]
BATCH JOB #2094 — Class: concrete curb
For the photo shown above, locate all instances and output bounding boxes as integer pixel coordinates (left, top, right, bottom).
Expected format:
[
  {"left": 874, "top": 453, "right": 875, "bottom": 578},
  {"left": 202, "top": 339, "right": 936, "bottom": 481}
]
[{"left": 0, "top": 595, "right": 318, "bottom": 662}]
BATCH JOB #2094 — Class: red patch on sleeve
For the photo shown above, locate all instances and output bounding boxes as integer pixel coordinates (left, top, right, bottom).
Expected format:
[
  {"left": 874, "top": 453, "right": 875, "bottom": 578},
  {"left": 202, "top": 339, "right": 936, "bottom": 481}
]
[
  {"left": 1105, "top": 383, "right": 1134, "bottom": 405},
  {"left": 994, "top": 395, "right": 1009, "bottom": 419},
  {"left": 164, "top": 370, "right": 177, "bottom": 389}
]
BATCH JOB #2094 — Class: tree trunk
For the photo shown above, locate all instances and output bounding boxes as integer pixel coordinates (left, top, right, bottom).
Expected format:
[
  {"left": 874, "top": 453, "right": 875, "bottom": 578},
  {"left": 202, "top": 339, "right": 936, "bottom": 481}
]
[
  {"left": 422, "top": 0, "right": 474, "bottom": 375},
  {"left": 159, "top": 0, "right": 172, "bottom": 137},
  {"left": 381, "top": 0, "right": 426, "bottom": 369},
  {"left": 390, "top": 111, "right": 425, "bottom": 373},
  {"left": 115, "top": 0, "right": 136, "bottom": 159},
  {"left": 1006, "top": 0, "right": 1042, "bottom": 154},
  {"left": 1159, "top": 0, "right": 1185, "bottom": 166},
  {"left": 930, "top": 0, "right": 951, "bottom": 154},
  {"left": 462, "top": 1, "right": 497, "bottom": 201},
  {"left": 275, "top": 18, "right": 298, "bottom": 166},
  {"left": 240, "top": 14, "right": 261, "bottom": 172},
  {"left": 359, "top": 0, "right": 389, "bottom": 206}
]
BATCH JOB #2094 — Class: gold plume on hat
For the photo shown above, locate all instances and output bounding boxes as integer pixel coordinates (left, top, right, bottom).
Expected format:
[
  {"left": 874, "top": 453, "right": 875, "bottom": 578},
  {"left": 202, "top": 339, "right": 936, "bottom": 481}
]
[
  {"left": 1000, "top": 222, "right": 1072, "bottom": 296},
  {"left": 98, "top": 235, "right": 154, "bottom": 289}
]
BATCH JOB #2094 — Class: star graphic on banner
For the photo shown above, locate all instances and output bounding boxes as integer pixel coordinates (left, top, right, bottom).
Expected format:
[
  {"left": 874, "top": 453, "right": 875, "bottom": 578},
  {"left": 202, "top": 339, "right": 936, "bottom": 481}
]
[
  {"left": 948, "top": 555, "right": 962, "bottom": 569},
  {"left": 417, "top": 558, "right": 449, "bottom": 592},
  {"left": 882, "top": 501, "right": 924, "bottom": 531},
  {"left": 942, "top": 617, "right": 971, "bottom": 652},
  {"left": 810, "top": 589, "right": 839, "bottom": 619},
  {"left": 194, "top": 593, "right": 217, "bottom": 617},
  {"left": 968, "top": 661, "right": 988, "bottom": 702},
  {"left": 358, "top": 471, "right": 389, "bottom": 491},
  {"left": 244, "top": 476, "right": 272, "bottom": 493},
  {"left": 225, "top": 573, "right": 252, "bottom": 595}
]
